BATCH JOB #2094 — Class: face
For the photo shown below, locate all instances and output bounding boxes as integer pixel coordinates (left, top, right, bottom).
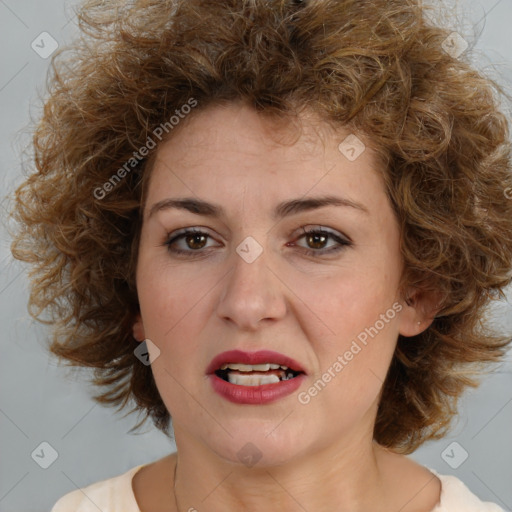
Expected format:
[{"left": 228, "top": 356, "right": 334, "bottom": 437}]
[{"left": 133, "top": 101, "right": 423, "bottom": 466}]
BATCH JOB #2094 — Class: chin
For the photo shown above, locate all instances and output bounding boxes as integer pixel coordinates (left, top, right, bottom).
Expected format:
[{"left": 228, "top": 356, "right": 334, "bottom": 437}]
[{"left": 203, "top": 418, "right": 310, "bottom": 469}]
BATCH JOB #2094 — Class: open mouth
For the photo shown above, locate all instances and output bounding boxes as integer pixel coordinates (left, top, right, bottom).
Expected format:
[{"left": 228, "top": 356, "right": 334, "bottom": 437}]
[
  {"left": 207, "top": 351, "right": 307, "bottom": 403},
  {"left": 215, "top": 363, "right": 303, "bottom": 386}
]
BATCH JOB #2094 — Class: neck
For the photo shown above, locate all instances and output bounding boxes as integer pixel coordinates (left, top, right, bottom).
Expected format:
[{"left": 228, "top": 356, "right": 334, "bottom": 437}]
[{"left": 171, "top": 426, "right": 389, "bottom": 512}]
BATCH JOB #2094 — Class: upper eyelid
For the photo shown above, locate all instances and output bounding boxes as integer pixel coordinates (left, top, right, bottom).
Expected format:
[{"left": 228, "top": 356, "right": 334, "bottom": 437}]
[
  {"left": 165, "top": 225, "right": 349, "bottom": 240},
  {"left": 165, "top": 226, "right": 352, "bottom": 249},
  {"left": 298, "top": 226, "right": 352, "bottom": 243}
]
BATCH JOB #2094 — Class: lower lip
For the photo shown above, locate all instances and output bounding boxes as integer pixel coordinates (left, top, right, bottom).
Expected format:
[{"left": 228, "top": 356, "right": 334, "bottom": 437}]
[{"left": 208, "top": 373, "right": 306, "bottom": 404}]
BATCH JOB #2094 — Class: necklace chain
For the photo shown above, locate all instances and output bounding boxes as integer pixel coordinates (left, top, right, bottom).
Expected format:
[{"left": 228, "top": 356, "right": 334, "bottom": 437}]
[{"left": 173, "top": 458, "right": 181, "bottom": 512}]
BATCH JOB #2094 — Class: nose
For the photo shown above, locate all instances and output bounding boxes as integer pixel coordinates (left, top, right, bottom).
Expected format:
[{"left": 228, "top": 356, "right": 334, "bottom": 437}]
[{"left": 216, "top": 243, "right": 287, "bottom": 331}]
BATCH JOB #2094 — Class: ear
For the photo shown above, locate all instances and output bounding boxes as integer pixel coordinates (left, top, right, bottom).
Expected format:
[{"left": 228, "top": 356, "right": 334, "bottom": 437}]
[
  {"left": 398, "top": 286, "right": 444, "bottom": 337},
  {"left": 132, "top": 312, "right": 146, "bottom": 342}
]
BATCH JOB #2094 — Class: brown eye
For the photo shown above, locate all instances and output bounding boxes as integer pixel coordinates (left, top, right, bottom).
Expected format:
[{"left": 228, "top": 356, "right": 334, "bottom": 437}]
[
  {"left": 184, "top": 232, "right": 208, "bottom": 250},
  {"left": 304, "top": 231, "right": 329, "bottom": 250},
  {"left": 293, "top": 227, "right": 352, "bottom": 256},
  {"left": 164, "top": 226, "right": 352, "bottom": 259},
  {"left": 164, "top": 228, "right": 217, "bottom": 255}
]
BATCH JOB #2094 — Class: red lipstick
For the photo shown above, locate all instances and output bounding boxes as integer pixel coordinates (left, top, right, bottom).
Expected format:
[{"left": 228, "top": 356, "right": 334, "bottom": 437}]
[
  {"left": 206, "top": 349, "right": 306, "bottom": 375},
  {"left": 206, "top": 349, "right": 306, "bottom": 405}
]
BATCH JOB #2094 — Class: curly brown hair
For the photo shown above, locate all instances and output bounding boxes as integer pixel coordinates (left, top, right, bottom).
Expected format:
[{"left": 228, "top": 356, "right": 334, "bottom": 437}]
[{"left": 9, "top": 0, "right": 512, "bottom": 454}]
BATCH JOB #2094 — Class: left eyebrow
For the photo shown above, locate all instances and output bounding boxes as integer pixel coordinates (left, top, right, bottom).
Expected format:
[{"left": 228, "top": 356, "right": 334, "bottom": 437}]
[
  {"left": 272, "top": 195, "right": 369, "bottom": 220},
  {"left": 146, "top": 194, "right": 369, "bottom": 221}
]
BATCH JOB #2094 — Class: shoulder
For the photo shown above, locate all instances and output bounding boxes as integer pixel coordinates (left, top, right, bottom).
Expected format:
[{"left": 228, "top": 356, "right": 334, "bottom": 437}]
[
  {"left": 49, "top": 464, "right": 145, "bottom": 512},
  {"left": 375, "top": 446, "right": 504, "bottom": 512},
  {"left": 431, "top": 469, "right": 505, "bottom": 512}
]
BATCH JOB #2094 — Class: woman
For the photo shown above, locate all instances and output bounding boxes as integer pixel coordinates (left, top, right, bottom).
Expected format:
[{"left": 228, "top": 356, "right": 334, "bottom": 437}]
[{"left": 10, "top": 0, "right": 512, "bottom": 510}]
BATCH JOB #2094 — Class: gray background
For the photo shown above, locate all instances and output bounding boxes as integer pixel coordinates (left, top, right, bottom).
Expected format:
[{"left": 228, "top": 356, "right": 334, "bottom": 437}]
[{"left": 0, "top": 1, "right": 511, "bottom": 511}]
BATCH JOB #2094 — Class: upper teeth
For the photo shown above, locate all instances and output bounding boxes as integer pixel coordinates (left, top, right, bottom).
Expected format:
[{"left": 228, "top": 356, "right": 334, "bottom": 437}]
[{"left": 219, "top": 363, "right": 288, "bottom": 371}]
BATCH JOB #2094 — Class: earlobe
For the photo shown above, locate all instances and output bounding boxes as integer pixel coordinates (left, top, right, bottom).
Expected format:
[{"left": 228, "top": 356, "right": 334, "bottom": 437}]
[
  {"left": 398, "top": 287, "right": 443, "bottom": 337},
  {"left": 398, "top": 300, "right": 424, "bottom": 337},
  {"left": 132, "top": 313, "right": 145, "bottom": 342}
]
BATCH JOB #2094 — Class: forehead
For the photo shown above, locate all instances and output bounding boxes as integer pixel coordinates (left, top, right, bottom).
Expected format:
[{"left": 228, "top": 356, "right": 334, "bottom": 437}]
[
  {"left": 143, "top": 102, "right": 388, "bottom": 215},
  {"left": 152, "top": 102, "right": 380, "bottom": 170}
]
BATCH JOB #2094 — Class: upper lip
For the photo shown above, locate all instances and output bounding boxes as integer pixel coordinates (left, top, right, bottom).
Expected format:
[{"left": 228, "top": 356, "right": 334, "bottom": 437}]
[{"left": 206, "top": 349, "right": 307, "bottom": 375}]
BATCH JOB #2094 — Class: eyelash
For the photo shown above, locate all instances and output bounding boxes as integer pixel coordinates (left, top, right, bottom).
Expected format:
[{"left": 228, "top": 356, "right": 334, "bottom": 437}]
[{"left": 163, "top": 226, "right": 352, "bottom": 258}]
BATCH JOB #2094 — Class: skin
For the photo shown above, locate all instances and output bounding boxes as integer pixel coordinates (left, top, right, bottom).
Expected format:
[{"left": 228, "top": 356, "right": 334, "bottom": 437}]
[{"left": 132, "top": 101, "right": 441, "bottom": 512}]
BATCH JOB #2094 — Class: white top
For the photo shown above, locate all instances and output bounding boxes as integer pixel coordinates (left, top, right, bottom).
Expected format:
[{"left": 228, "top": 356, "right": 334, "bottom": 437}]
[{"left": 49, "top": 465, "right": 505, "bottom": 512}]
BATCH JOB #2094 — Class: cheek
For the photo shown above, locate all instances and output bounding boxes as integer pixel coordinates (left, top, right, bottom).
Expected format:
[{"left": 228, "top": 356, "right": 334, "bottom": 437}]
[
  {"left": 289, "top": 258, "right": 400, "bottom": 348},
  {"left": 138, "top": 265, "right": 211, "bottom": 412},
  {"left": 292, "top": 256, "right": 401, "bottom": 401},
  {"left": 136, "top": 255, "right": 214, "bottom": 340},
  {"left": 304, "top": 312, "right": 399, "bottom": 430}
]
